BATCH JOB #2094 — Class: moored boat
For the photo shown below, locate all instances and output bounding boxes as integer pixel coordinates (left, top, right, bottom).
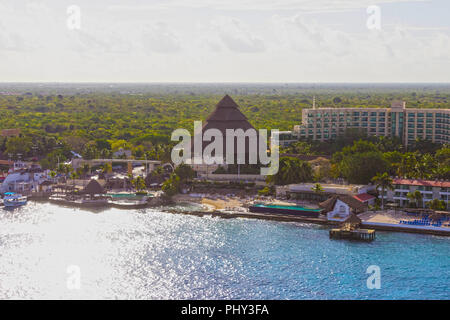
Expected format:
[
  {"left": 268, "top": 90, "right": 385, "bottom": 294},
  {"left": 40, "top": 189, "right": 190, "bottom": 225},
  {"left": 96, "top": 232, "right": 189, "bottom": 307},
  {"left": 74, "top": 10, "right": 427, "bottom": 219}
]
[
  {"left": 108, "top": 196, "right": 150, "bottom": 209},
  {"left": 3, "top": 192, "right": 28, "bottom": 207}
]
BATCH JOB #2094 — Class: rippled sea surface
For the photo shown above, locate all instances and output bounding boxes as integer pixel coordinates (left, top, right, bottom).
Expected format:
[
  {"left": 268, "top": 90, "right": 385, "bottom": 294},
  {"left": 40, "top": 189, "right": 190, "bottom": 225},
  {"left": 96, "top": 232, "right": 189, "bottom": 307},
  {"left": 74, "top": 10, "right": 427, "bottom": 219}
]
[{"left": 0, "top": 202, "right": 448, "bottom": 299}]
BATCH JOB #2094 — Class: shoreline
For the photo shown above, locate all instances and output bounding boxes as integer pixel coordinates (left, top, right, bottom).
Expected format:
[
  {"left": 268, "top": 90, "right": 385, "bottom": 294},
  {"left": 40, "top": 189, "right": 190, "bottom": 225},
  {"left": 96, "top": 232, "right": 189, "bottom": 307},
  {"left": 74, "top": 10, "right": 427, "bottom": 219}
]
[
  {"left": 21, "top": 197, "right": 450, "bottom": 237},
  {"left": 164, "top": 206, "right": 450, "bottom": 237},
  {"left": 170, "top": 195, "right": 450, "bottom": 237}
]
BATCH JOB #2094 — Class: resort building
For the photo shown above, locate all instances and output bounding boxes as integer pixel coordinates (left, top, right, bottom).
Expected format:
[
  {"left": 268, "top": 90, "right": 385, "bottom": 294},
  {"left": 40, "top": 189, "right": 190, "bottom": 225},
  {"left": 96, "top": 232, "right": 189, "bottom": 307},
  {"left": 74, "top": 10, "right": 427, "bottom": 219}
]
[
  {"left": 319, "top": 195, "right": 368, "bottom": 221},
  {"left": 277, "top": 131, "right": 298, "bottom": 147},
  {"left": 381, "top": 178, "right": 450, "bottom": 209},
  {"left": 292, "top": 101, "right": 450, "bottom": 146},
  {"left": 1, "top": 164, "right": 50, "bottom": 194},
  {"left": 190, "top": 94, "right": 260, "bottom": 174}
]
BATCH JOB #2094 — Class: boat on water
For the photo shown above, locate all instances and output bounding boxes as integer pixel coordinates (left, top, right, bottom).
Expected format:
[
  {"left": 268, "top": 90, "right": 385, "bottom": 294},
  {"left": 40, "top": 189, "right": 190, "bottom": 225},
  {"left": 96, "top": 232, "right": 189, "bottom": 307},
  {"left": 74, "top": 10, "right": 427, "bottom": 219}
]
[
  {"left": 48, "top": 193, "right": 155, "bottom": 209},
  {"left": 108, "top": 196, "right": 151, "bottom": 209},
  {"left": 3, "top": 192, "right": 28, "bottom": 207}
]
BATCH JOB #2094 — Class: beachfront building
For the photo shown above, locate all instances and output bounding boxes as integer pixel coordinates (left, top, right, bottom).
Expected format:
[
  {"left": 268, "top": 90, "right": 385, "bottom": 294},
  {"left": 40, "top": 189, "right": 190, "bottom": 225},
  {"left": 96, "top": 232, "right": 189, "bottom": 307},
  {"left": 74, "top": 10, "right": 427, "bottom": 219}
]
[
  {"left": 292, "top": 101, "right": 450, "bottom": 146},
  {"left": 319, "top": 195, "right": 368, "bottom": 221},
  {"left": 381, "top": 178, "right": 450, "bottom": 209},
  {"left": 1, "top": 163, "right": 50, "bottom": 194},
  {"left": 277, "top": 183, "right": 376, "bottom": 203},
  {"left": 190, "top": 94, "right": 261, "bottom": 174}
]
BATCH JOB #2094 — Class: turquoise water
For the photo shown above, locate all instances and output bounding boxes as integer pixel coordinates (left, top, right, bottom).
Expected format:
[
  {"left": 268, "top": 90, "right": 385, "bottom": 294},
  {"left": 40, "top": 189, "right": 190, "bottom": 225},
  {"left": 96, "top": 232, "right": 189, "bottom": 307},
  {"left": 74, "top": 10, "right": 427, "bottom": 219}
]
[
  {"left": 253, "top": 203, "right": 323, "bottom": 212},
  {"left": 0, "top": 202, "right": 448, "bottom": 299}
]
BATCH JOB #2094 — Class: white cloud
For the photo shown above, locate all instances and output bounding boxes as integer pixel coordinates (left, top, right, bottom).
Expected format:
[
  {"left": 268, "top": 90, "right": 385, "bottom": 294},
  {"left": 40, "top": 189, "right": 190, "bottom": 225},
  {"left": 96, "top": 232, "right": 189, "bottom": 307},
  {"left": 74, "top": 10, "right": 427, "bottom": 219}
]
[
  {"left": 266, "top": 13, "right": 450, "bottom": 81},
  {"left": 212, "top": 17, "right": 265, "bottom": 53},
  {"left": 141, "top": 22, "right": 182, "bottom": 54},
  {"left": 68, "top": 30, "right": 132, "bottom": 55},
  {"left": 0, "top": 24, "right": 30, "bottom": 52},
  {"left": 108, "top": 0, "right": 428, "bottom": 13},
  {"left": 0, "top": 0, "right": 447, "bottom": 82}
]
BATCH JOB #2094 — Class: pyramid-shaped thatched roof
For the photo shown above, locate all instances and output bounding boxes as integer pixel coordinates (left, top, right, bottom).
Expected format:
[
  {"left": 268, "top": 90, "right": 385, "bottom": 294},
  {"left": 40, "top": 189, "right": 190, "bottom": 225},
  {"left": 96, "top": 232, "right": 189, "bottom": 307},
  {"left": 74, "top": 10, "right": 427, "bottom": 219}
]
[
  {"left": 206, "top": 95, "right": 250, "bottom": 122},
  {"left": 82, "top": 179, "right": 105, "bottom": 195},
  {"left": 343, "top": 213, "right": 362, "bottom": 225},
  {"left": 203, "top": 95, "right": 255, "bottom": 131},
  {"left": 193, "top": 95, "right": 259, "bottom": 161}
]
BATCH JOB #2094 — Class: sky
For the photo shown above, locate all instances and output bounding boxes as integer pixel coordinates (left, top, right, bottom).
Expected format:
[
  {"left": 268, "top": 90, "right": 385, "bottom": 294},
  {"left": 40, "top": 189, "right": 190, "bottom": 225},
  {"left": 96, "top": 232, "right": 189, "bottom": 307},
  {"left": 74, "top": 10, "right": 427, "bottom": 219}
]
[{"left": 0, "top": 0, "right": 449, "bottom": 82}]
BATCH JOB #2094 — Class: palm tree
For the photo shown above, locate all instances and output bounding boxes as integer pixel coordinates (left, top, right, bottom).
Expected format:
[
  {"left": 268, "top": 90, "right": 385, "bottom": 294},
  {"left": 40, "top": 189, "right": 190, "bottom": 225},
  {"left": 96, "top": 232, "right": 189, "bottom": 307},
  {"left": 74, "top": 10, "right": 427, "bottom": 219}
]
[
  {"left": 280, "top": 158, "right": 294, "bottom": 183},
  {"left": 426, "top": 199, "right": 446, "bottom": 211},
  {"left": 371, "top": 172, "right": 393, "bottom": 210},
  {"left": 398, "top": 153, "right": 417, "bottom": 178},
  {"left": 311, "top": 183, "right": 324, "bottom": 193},
  {"left": 266, "top": 157, "right": 313, "bottom": 186},
  {"left": 70, "top": 171, "right": 78, "bottom": 187},
  {"left": 407, "top": 190, "right": 423, "bottom": 208},
  {"left": 57, "top": 163, "right": 71, "bottom": 175},
  {"left": 102, "top": 162, "right": 112, "bottom": 175},
  {"left": 414, "top": 154, "right": 435, "bottom": 179},
  {"left": 49, "top": 170, "right": 56, "bottom": 182},
  {"left": 132, "top": 176, "right": 146, "bottom": 192}
]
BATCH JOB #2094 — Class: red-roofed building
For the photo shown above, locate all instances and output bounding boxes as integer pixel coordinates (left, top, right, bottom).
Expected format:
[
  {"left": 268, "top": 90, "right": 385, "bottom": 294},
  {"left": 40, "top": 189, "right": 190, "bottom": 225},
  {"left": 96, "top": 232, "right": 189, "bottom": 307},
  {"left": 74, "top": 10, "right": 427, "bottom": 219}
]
[
  {"left": 381, "top": 178, "right": 450, "bottom": 209},
  {"left": 393, "top": 178, "right": 450, "bottom": 188},
  {"left": 353, "top": 193, "right": 376, "bottom": 205}
]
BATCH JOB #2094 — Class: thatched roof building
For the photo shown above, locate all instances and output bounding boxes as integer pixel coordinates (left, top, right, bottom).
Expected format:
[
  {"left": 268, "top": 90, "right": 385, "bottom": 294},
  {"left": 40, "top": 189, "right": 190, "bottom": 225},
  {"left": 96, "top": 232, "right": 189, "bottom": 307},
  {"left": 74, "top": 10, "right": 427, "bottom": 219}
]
[
  {"left": 340, "top": 213, "right": 362, "bottom": 231},
  {"left": 82, "top": 179, "right": 105, "bottom": 195},
  {"left": 342, "top": 213, "right": 362, "bottom": 225},
  {"left": 205, "top": 95, "right": 253, "bottom": 129},
  {"left": 194, "top": 95, "right": 259, "bottom": 162},
  {"left": 319, "top": 194, "right": 367, "bottom": 214}
]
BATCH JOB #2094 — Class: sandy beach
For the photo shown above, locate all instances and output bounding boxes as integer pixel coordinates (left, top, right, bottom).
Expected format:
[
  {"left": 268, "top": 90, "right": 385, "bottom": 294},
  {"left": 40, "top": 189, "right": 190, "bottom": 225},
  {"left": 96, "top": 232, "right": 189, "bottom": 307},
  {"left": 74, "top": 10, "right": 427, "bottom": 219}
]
[
  {"left": 173, "top": 193, "right": 320, "bottom": 211},
  {"left": 173, "top": 193, "right": 246, "bottom": 210},
  {"left": 172, "top": 194, "right": 450, "bottom": 236},
  {"left": 359, "top": 210, "right": 405, "bottom": 224}
]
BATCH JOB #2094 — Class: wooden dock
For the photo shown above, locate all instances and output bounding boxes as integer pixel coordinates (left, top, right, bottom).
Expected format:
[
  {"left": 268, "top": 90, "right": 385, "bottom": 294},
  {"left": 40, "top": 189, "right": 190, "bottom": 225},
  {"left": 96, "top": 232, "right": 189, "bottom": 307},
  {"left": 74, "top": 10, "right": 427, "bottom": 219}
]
[{"left": 329, "top": 228, "right": 376, "bottom": 241}]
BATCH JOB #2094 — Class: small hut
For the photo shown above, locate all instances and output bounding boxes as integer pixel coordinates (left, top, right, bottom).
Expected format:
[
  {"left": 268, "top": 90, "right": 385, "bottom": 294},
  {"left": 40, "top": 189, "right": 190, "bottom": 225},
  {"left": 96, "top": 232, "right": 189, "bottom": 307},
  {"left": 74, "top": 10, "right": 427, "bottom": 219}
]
[
  {"left": 54, "top": 184, "right": 77, "bottom": 194},
  {"left": 330, "top": 213, "right": 375, "bottom": 241},
  {"left": 82, "top": 179, "right": 105, "bottom": 197},
  {"left": 341, "top": 213, "right": 362, "bottom": 231},
  {"left": 39, "top": 180, "right": 54, "bottom": 192}
]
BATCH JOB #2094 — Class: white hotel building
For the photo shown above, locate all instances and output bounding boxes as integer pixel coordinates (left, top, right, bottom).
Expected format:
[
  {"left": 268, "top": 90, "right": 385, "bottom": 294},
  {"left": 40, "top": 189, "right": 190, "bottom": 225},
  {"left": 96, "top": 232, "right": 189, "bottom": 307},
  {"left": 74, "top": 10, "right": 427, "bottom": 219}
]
[
  {"left": 381, "top": 178, "right": 450, "bottom": 209},
  {"left": 292, "top": 101, "right": 450, "bottom": 146}
]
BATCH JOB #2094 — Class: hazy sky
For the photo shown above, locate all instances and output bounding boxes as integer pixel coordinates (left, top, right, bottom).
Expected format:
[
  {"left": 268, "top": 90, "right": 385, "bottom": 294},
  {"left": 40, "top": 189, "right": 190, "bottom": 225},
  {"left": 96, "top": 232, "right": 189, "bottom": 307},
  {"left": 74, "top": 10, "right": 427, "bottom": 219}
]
[{"left": 0, "top": 0, "right": 449, "bottom": 82}]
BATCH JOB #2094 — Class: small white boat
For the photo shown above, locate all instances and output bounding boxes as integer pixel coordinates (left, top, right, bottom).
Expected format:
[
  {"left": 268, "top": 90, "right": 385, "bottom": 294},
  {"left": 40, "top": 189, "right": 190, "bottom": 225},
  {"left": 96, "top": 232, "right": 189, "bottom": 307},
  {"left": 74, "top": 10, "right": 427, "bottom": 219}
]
[{"left": 3, "top": 192, "right": 27, "bottom": 207}]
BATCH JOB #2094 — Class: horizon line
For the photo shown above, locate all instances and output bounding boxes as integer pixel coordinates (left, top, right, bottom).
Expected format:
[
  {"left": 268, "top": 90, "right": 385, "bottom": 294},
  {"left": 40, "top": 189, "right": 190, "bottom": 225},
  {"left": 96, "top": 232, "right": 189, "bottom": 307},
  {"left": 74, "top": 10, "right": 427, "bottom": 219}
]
[{"left": 0, "top": 81, "right": 449, "bottom": 85}]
